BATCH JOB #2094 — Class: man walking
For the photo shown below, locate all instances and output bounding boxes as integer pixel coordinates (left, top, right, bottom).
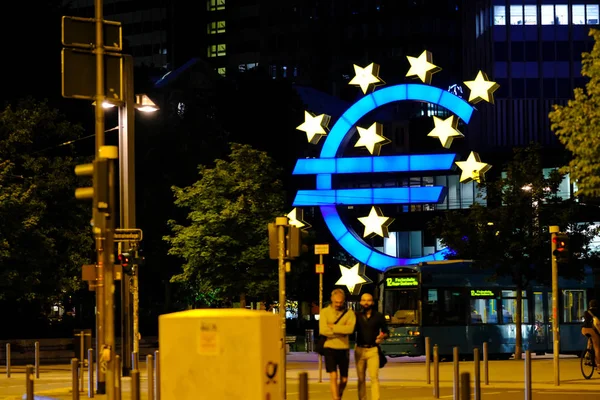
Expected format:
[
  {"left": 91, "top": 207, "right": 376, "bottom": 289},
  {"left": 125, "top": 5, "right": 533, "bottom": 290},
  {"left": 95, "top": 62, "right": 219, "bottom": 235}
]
[
  {"left": 319, "top": 288, "right": 356, "bottom": 400},
  {"left": 354, "top": 293, "right": 389, "bottom": 400}
]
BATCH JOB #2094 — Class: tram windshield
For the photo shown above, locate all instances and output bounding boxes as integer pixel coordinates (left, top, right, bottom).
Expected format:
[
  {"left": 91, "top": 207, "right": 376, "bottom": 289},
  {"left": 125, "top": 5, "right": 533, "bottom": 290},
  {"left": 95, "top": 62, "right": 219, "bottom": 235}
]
[{"left": 384, "top": 289, "right": 419, "bottom": 325}]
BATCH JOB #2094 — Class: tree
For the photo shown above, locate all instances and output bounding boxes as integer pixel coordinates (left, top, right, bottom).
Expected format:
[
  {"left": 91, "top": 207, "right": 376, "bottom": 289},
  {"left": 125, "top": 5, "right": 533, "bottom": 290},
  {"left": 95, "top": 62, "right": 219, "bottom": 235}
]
[
  {"left": 430, "top": 145, "right": 598, "bottom": 359},
  {"left": 0, "top": 99, "right": 93, "bottom": 314},
  {"left": 549, "top": 29, "right": 600, "bottom": 197},
  {"left": 164, "top": 143, "right": 286, "bottom": 307}
]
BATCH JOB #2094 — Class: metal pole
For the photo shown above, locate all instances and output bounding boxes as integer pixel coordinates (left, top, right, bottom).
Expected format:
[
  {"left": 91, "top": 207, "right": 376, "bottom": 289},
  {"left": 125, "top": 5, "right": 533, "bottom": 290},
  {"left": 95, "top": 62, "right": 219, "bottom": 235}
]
[
  {"left": 131, "top": 369, "right": 140, "bottom": 400},
  {"left": 433, "top": 344, "right": 439, "bottom": 399},
  {"left": 114, "top": 355, "right": 121, "bottom": 400},
  {"left": 474, "top": 347, "right": 481, "bottom": 400},
  {"left": 299, "top": 372, "right": 309, "bottom": 400},
  {"left": 154, "top": 350, "right": 160, "bottom": 400},
  {"left": 94, "top": 0, "right": 106, "bottom": 392},
  {"left": 6, "top": 343, "right": 10, "bottom": 378},
  {"left": 318, "top": 253, "right": 323, "bottom": 384},
  {"left": 425, "top": 336, "right": 431, "bottom": 384},
  {"left": 26, "top": 365, "right": 34, "bottom": 400},
  {"left": 71, "top": 359, "right": 79, "bottom": 400},
  {"left": 453, "top": 346, "right": 459, "bottom": 400},
  {"left": 132, "top": 264, "right": 140, "bottom": 357},
  {"left": 147, "top": 354, "right": 154, "bottom": 400},
  {"left": 79, "top": 332, "right": 85, "bottom": 392},
  {"left": 34, "top": 341, "right": 40, "bottom": 379},
  {"left": 88, "top": 349, "right": 94, "bottom": 398},
  {"left": 550, "top": 225, "right": 560, "bottom": 386},
  {"left": 460, "top": 372, "right": 470, "bottom": 400},
  {"left": 483, "top": 342, "right": 489, "bottom": 385},
  {"left": 132, "top": 351, "right": 139, "bottom": 370},
  {"left": 119, "top": 54, "right": 135, "bottom": 378},
  {"left": 276, "top": 217, "right": 288, "bottom": 400},
  {"left": 525, "top": 350, "right": 532, "bottom": 400}
]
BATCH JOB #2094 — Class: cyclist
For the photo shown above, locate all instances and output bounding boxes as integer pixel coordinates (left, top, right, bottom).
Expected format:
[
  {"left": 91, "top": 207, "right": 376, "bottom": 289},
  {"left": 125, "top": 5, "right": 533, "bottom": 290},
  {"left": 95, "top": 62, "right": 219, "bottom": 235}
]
[{"left": 581, "top": 299, "right": 600, "bottom": 369}]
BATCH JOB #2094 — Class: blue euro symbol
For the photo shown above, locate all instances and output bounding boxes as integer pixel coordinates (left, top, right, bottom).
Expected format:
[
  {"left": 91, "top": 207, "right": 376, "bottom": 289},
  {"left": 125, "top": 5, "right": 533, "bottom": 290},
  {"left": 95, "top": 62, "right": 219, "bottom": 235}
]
[{"left": 292, "top": 84, "right": 475, "bottom": 271}]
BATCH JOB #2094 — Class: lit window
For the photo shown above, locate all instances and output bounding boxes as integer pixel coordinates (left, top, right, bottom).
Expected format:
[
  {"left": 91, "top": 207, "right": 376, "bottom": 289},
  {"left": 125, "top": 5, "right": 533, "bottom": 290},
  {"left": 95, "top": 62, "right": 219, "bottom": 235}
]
[
  {"left": 588, "top": 4, "right": 599, "bottom": 25},
  {"left": 494, "top": 6, "right": 506, "bottom": 25},
  {"left": 207, "top": 0, "right": 225, "bottom": 11},
  {"left": 208, "top": 21, "right": 226, "bottom": 34},
  {"left": 207, "top": 44, "right": 226, "bottom": 58},
  {"left": 572, "top": 5, "right": 585, "bottom": 25},
  {"left": 524, "top": 5, "right": 537, "bottom": 25},
  {"left": 217, "top": 67, "right": 226, "bottom": 76},
  {"left": 541, "top": 5, "right": 554, "bottom": 25},
  {"left": 510, "top": 5, "right": 523, "bottom": 25},
  {"left": 555, "top": 5, "right": 569, "bottom": 25}
]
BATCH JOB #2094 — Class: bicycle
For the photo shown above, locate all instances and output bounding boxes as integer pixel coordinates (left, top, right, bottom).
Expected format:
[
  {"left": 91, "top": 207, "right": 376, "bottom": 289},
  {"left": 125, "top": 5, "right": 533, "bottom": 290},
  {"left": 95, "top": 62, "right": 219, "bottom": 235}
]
[{"left": 581, "top": 335, "right": 597, "bottom": 379}]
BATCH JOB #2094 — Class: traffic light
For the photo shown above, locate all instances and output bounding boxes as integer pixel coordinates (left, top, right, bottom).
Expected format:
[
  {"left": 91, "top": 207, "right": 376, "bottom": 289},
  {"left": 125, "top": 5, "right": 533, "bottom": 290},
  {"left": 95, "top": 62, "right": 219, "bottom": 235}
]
[
  {"left": 552, "top": 233, "right": 569, "bottom": 264},
  {"left": 268, "top": 223, "right": 279, "bottom": 260},
  {"left": 74, "top": 158, "right": 109, "bottom": 210},
  {"left": 118, "top": 252, "right": 132, "bottom": 273},
  {"left": 286, "top": 226, "right": 308, "bottom": 259}
]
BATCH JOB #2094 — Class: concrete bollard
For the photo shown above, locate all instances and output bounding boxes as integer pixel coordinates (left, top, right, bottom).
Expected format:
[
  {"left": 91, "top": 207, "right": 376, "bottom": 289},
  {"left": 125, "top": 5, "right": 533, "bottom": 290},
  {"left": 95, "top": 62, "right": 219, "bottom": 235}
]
[
  {"left": 6, "top": 343, "right": 10, "bottom": 378},
  {"left": 71, "top": 358, "right": 79, "bottom": 400},
  {"left": 474, "top": 347, "right": 481, "bottom": 400},
  {"left": 88, "top": 349, "right": 94, "bottom": 398},
  {"left": 147, "top": 354, "right": 154, "bottom": 400},
  {"left": 525, "top": 350, "right": 532, "bottom": 400},
  {"left": 433, "top": 344, "right": 440, "bottom": 399},
  {"left": 460, "top": 372, "right": 470, "bottom": 400},
  {"left": 154, "top": 350, "right": 161, "bottom": 400},
  {"left": 299, "top": 372, "right": 309, "bottom": 400},
  {"left": 25, "top": 365, "right": 34, "bottom": 400},
  {"left": 131, "top": 369, "right": 140, "bottom": 400},
  {"left": 115, "top": 355, "right": 121, "bottom": 400},
  {"left": 34, "top": 341, "right": 40, "bottom": 379},
  {"left": 483, "top": 341, "right": 489, "bottom": 385},
  {"left": 453, "top": 347, "right": 460, "bottom": 400},
  {"left": 425, "top": 336, "right": 431, "bottom": 384}
]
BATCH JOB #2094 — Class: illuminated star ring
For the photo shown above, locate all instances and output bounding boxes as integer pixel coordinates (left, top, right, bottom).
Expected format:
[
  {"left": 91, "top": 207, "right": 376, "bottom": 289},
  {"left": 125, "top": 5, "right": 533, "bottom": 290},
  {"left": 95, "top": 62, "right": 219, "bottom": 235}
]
[{"left": 292, "top": 84, "right": 476, "bottom": 271}]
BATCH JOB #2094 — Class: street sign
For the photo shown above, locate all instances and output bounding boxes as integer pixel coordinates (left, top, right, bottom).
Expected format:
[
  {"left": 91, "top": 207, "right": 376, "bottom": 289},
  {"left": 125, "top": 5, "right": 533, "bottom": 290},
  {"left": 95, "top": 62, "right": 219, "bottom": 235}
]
[
  {"left": 314, "top": 244, "right": 330, "bottom": 255},
  {"left": 114, "top": 228, "right": 143, "bottom": 242},
  {"left": 61, "top": 48, "right": 123, "bottom": 101},
  {"left": 62, "top": 16, "right": 122, "bottom": 51},
  {"left": 315, "top": 264, "right": 324, "bottom": 274}
]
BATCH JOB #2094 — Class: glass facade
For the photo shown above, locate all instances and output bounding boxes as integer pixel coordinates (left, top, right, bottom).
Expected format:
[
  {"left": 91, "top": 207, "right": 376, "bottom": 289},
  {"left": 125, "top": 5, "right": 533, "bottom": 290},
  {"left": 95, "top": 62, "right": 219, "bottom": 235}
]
[{"left": 494, "top": 4, "right": 599, "bottom": 26}]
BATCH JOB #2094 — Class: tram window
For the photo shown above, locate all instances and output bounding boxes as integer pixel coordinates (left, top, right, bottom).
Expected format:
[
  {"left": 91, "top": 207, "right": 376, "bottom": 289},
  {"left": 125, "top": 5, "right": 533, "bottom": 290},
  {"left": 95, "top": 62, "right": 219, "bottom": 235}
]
[
  {"left": 470, "top": 298, "right": 498, "bottom": 324},
  {"left": 501, "top": 290, "right": 529, "bottom": 323},
  {"left": 533, "top": 292, "right": 544, "bottom": 323},
  {"left": 562, "top": 289, "right": 586, "bottom": 323},
  {"left": 442, "top": 290, "right": 468, "bottom": 324},
  {"left": 385, "top": 289, "right": 419, "bottom": 325},
  {"left": 423, "top": 289, "right": 439, "bottom": 324}
]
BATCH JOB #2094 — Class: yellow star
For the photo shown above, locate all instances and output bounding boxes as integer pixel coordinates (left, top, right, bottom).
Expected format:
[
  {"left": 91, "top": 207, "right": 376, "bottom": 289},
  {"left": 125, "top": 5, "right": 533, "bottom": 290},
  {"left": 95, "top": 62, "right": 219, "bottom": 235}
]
[
  {"left": 406, "top": 50, "right": 442, "bottom": 84},
  {"left": 349, "top": 63, "right": 385, "bottom": 94},
  {"left": 287, "top": 208, "right": 311, "bottom": 230},
  {"left": 358, "top": 206, "right": 394, "bottom": 238},
  {"left": 455, "top": 151, "right": 492, "bottom": 183},
  {"left": 335, "top": 263, "right": 373, "bottom": 295},
  {"left": 464, "top": 71, "right": 500, "bottom": 104},
  {"left": 428, "top": 115, "right": 464, "bottom": 149},
  {"left": 354, "top": 122, "right": 391, "bottom": 155},
  {"left": 296, "top": 111, "right": 331, "bottom": 144}
]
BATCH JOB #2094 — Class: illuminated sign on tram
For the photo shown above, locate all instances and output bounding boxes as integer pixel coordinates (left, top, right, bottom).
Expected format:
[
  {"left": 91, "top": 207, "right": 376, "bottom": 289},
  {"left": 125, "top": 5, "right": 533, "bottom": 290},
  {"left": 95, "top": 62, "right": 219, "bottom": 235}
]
[
  {"left": 470, "top": 289, "right": 495, "bottom": 297},
  {"left": 386, "top": 277, "right": 419, "bottom": 287}
]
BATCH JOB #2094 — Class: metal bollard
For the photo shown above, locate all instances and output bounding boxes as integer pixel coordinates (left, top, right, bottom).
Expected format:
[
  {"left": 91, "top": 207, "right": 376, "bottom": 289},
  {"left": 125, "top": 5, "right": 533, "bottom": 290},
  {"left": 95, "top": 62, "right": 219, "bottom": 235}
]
[
  {"left": 474, "top": 347, "right": 481, "bottom": 400},
  {"left": 6, "top": 343, "right": 10, "bottom": 378},
  {"left": 25, "top": 365, "right": 34, "bottom": 400},
  {"left": 154, "top": 350, "right": 161, "bottom": 400},
  {"left": 132, "top": 351, "right": 139, "bottom": 371},
  {"left": 425, "top": 337, "right": 431, "bottom": 384},
  {"left": 147, "top": 354, "right": 155, "bottom": 400},
  {"left": 115, "top": 355, "right": 121, "bottom": 400},
  {"left": 131, "top": 369, "right": 140, "bottom": 400},
  {"left": 305, "top": 329, "right": 314, "bottom": 353},
  {"left": 453, "top": 346, "right": 460, "bottom": 400},
  {"left": 483, "top": 341, "right": 489, "bottom": 385},
  {"left": 525, "top": 350, "right": 532, "bottom": 400},
  {"left": 460, "top": 372, "right": 470, "bottom": 400},
  {"left": 88, "top": 349, "right": 94, "bottom": 398},
  {"left": 34, "top": 341, "right": 40, "bottom": 379},
  {"left": 433, "top": 344, "right": 440, "bottom": 399},
  {"left": 71, "top": 358, "right": 79, "bottom": 400},
  {"left": 299, "top": 372, "right": 309, "bottom": 400}
]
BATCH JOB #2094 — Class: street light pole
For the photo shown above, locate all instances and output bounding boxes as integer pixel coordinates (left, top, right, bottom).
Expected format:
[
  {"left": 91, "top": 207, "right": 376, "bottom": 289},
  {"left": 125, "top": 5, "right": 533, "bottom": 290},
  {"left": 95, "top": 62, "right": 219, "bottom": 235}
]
[
  {"left": 549, "top": 225, "right": 560, "bottom": 386},
  {"left": 119, "top": 54, "right": 136, "bottom": 377}
]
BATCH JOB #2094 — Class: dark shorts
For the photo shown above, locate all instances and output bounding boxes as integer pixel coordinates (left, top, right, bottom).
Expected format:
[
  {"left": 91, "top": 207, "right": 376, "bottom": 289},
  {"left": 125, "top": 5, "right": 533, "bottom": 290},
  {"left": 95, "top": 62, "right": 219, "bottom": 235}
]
[{"left": 324, "top": 348, "right": 350, "bottom": 377}]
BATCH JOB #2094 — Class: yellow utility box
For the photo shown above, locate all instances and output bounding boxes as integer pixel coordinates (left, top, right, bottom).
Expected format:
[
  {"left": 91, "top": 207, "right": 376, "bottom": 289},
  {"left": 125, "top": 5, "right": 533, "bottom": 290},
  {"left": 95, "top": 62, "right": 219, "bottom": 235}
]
[{"left": 159, "top": 309, "right": 281, "bottom": 399}]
